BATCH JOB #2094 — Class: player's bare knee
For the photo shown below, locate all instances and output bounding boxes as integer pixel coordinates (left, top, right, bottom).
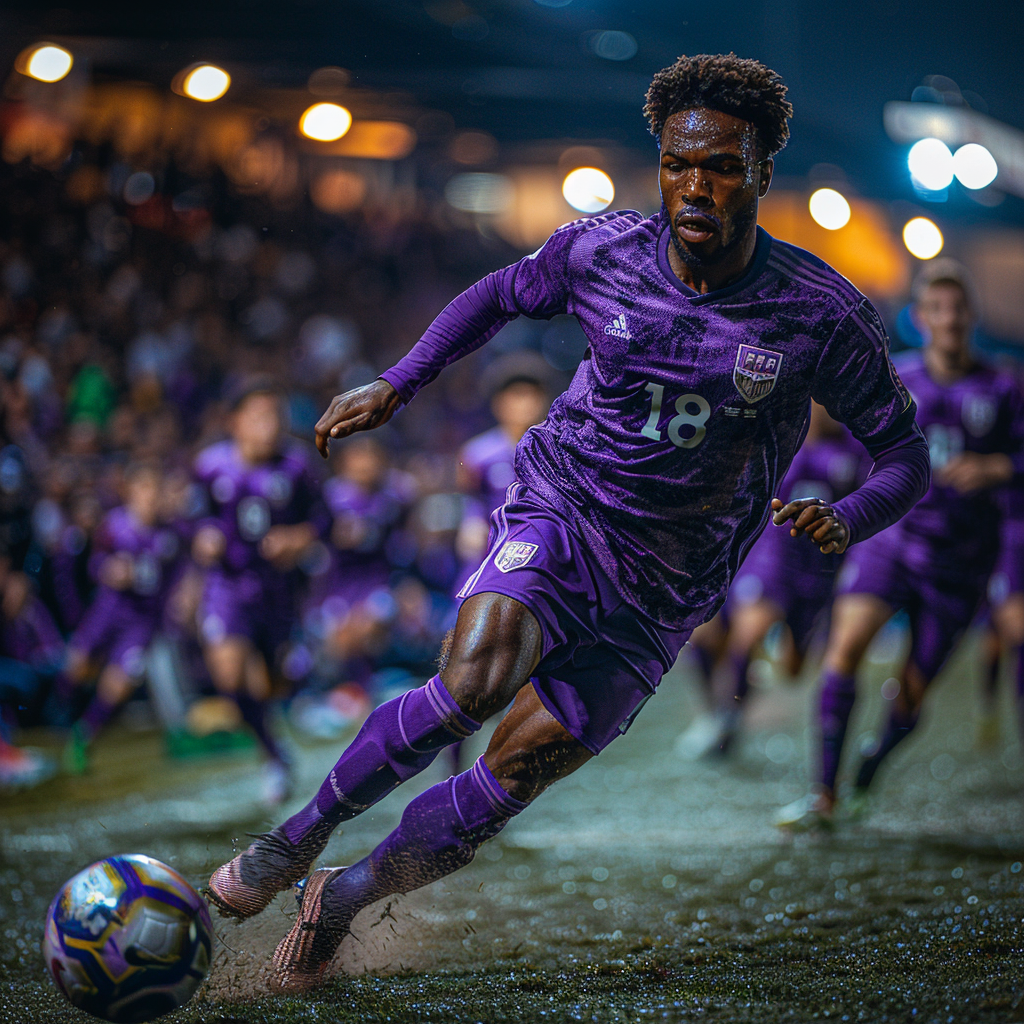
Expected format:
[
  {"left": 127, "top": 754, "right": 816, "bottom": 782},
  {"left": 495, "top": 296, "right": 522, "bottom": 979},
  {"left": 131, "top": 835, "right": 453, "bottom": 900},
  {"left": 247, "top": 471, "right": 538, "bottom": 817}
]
[{"left": 441, "top": 594, "right": 542, "bottom": 720}]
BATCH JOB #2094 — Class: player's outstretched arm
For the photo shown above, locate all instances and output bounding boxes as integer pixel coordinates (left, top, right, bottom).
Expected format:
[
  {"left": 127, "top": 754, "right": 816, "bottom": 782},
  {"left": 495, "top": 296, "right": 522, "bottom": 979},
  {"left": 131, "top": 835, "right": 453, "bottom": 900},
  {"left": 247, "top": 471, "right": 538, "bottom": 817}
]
[{"left": 314, "top": 379, "right": 401, "bottom": 458}]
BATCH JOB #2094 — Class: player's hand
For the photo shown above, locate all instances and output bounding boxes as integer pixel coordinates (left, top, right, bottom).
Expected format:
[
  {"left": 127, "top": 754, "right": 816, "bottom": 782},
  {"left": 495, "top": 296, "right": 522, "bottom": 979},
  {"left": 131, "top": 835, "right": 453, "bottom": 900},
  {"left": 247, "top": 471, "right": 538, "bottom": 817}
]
[
  {"left": 937, "top": 452, "right": 1013, "bottom": 494},
  {"left": 99, "top": 554, "right": 133, "bottom": 590},
  {"left": 192, "top": 525, "right": 227, "bottom": 567},
  {"left": 260, "top": 523, "right": 316, "bottom": 569},
  {"left": 771, "top": 496, "right": 850, "bottom": 555},
  {"left": 315, "top": 379, "right": 401, "bottom": 459}
]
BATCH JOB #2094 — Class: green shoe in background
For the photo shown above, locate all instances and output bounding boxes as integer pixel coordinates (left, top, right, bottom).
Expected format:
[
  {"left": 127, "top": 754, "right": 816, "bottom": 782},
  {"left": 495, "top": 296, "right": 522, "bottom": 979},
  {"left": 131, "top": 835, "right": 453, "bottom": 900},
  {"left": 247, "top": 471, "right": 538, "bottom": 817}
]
[{"left": 62, "top": 723, "right": 91, "bottom": 776}]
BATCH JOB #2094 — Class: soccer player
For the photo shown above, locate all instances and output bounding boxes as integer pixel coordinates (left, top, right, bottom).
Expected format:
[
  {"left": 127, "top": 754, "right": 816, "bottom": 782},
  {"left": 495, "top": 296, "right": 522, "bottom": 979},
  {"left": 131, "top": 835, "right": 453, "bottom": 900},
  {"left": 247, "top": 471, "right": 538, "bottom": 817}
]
[
  {"left": 977, "top": 443, "right": 1024, "bottom": 747},
  {"left": 458, "top": 359, "right": 551, "bottom": 519},
  {"left": 63, "top": 462, "right": 181, "bottom": 773},
  {"left": 207, "top": 54, "right": 929, "bottom": 990},
  {"left": 778, "top": 260, "right": 1024, "bottom": 830},
  {"left": 192, "top": 382, "right": 326, "bottom": 804},
  {"left": 678, "top": 402, "right": 868, "bottom": 757}
]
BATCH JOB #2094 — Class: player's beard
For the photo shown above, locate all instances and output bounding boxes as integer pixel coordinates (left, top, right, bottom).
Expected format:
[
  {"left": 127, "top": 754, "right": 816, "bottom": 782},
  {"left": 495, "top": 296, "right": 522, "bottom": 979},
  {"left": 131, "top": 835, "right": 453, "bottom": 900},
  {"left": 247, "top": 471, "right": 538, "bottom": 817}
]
[{"left": 670, "top": 200, "right": 758, "bottom": 271}]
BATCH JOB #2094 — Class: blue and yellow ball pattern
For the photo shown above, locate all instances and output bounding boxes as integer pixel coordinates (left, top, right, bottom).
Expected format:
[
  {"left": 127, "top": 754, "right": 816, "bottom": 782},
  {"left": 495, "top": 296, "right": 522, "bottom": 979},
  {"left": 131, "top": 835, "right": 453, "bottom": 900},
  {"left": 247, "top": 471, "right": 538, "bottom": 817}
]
[{"left": 42, "top": 854, "right": 212, "bottom": 1023}]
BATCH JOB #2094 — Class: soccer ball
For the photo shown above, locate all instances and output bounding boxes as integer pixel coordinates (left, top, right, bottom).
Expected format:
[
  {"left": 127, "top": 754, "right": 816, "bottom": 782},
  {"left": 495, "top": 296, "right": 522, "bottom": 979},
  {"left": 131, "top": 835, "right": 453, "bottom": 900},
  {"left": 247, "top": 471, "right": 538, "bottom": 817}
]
[{"left": 42, "top": 854, "right": 213, "bottom": 1023}]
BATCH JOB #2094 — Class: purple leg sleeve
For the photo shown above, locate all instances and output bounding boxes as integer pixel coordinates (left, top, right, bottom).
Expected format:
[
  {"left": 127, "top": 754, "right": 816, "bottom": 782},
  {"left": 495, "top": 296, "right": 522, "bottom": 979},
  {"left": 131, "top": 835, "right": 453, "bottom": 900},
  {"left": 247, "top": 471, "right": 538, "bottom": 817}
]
[
  {"left": 854, "top": 707, "right": 918, "bottom": 791},
  {"left": 280, "top": 676, "right": 479, "bottom": 844},
  {"left": 321, "top": 757, "right": 526, "bottom": 936},
  {"left": 819, "top": 669, "right": 857, "bottom": 792},
  {"left": 80, "top": 694, "right": 118, "bottom": 741},
  {"left": 236, "top": 692, "right": 286, "bottom": 764}
]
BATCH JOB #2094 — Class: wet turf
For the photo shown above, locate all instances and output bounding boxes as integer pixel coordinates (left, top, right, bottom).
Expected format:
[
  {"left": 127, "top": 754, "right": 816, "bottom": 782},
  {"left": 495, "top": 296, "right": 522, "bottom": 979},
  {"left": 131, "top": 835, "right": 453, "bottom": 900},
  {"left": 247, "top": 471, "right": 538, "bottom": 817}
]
[{"left": 3, "top": 636, "right": 1024, "bottom": 1023}]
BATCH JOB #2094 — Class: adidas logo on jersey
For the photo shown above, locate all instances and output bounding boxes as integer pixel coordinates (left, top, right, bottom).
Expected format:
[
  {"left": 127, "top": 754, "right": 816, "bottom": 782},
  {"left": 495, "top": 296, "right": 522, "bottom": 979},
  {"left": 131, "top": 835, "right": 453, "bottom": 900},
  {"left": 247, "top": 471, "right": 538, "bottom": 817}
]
[{"left": 604, "top": 313, "right": 633, "bottom": 340}]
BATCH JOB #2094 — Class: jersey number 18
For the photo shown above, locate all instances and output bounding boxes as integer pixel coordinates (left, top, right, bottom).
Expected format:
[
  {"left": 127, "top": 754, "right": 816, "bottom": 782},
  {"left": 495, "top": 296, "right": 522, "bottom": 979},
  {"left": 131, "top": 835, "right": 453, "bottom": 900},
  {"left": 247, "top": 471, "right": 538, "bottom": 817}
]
[{"left": 641, "top": 382, "right": 711, "bottom": 449}]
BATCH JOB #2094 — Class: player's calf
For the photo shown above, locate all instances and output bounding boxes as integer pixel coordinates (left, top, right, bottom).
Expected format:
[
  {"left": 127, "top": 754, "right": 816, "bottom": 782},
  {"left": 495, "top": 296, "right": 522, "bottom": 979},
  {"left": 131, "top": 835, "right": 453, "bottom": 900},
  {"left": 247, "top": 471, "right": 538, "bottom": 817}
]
[{"left": 206, "top": 674, "right": 481, "bottom": 919}]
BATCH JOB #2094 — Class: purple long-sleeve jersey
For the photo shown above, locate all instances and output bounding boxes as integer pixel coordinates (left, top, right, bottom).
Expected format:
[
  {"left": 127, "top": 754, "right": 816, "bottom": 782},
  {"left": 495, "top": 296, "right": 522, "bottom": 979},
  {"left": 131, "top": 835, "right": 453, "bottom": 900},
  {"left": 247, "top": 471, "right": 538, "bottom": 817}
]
[
  {"left": 381, "top": 210, "right": 929, "bottom": 629},
  {"left": 193, "top": 439, "right": 328, "bottom": 575},
  {"left": 889, "top": 352, "right": 1024, "bottom": 578},
  {"left": 90, "top": 505, "right": 182, "bottom": 615}
]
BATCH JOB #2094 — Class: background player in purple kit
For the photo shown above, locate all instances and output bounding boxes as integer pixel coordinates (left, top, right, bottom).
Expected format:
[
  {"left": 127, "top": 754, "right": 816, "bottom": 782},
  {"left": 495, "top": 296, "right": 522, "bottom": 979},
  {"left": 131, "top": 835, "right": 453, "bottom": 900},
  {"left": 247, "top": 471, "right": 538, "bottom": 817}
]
[
  {"left": 192, "top": 382, "right": 327, "bottom": 804},
  {"left": 778, "top": 260, "right": 1024, "bottom": 831},
  {"left": 206, "top": 53, "right": 930, "bottom": 991},
  {"left": 978, "top": 439, "right": 1024, "bottom": 747},
  {"left": 63, "top": 462, "right": 181, "bottom": 773},
  {"left": 678, "top": 401, "right": 869, "bottom": 758}
]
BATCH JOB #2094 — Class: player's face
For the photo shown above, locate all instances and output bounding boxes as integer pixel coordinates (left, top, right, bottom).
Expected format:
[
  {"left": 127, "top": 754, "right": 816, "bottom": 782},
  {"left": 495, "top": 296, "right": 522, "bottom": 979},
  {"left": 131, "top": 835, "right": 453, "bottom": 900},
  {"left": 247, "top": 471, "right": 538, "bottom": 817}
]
[
  {"left": 492, "top": 382, "right": 548, "bottom": 436},
  {"left": 127, "top": 471, "right": 162, "bottom": 525},
  {"left": 232, "top": 393, "right": 283, "bottom": 463},
  {"left": 341, "top": 442, "right": 387, "bottom": 489},
  {"left": 917, "top": 281, "right": 973, "bottom": 359},
  {"left": 659, "top": 108, "right": 772, "bottom": 269}
]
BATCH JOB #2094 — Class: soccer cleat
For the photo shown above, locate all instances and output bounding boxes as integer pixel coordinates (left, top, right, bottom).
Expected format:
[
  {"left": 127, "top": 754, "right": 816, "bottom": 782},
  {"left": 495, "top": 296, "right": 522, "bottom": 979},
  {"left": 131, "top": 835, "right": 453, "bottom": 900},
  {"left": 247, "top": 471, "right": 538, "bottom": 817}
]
[
  {"left": 838, "top": 787, "right": 872, "bottom": 823},
  {"left": 773, "top": 792, "right": 834, "bottom": 833},
  {"left": 0, "top": 746, "right": 57, "bottom": 791},
  {"left": 206, "top": 821, "right": 333, "bottom": 920},
  {"left": 674, "top": 712, "right": 736, "bottom": 761},
  {"left": 270, "top": 867, "right": 349, "bottom": 993},
  {"left": 62, "top": 724, "right": 90, "bottom": 776}
]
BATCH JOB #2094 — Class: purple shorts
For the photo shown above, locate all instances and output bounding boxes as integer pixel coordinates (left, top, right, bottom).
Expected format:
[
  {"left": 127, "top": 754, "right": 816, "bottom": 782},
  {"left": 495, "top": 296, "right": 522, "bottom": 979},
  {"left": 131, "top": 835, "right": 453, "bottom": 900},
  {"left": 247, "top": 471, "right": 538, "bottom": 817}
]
[
  {"left": 730, "top": 544, "right": 838, "bottom": 653},
  {"left": 70, "top": 588, "right": 155, "bottom": 679},
  {"left": 200, "top": 568, "right": 295, "bottom": 664},
  {"left": 458, "top": 484, "right": 691, "bottom": 754},
  {"left": 836, "top": 530, "right": 987, "bottom": 683}
]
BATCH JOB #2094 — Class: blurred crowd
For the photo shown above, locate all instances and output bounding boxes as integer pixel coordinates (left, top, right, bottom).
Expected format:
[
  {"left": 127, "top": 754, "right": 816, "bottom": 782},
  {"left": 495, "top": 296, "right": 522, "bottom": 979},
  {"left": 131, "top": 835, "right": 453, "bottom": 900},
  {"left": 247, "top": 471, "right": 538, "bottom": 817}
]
[{"left": 0, "top": 154, "right": 557, "bottom": 797}]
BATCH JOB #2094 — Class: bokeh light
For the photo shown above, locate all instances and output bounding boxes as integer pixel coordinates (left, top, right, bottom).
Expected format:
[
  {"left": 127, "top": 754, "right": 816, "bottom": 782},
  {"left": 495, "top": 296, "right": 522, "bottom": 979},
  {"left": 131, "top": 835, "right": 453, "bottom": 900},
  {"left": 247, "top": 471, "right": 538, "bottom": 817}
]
[
  {"left": 903, "top": 217, "right": 944, "bottom": 259},
  {"left": 562, "top": 167, "right": 614, "bottom": 213},
  {"left": 182, "top": 65, "right": 230, "bottom": 102},
  {"left": 445, "top": 173, "right": 514, "bottom": 214},
  {"left": 808, "top": 188, "right": 851, "bottom": 230},
  {"left": 587, "top": 31, "right": 638, "bottom": 61},
  {"left": 907, "top": 138, "right": 954, "bottom": 192},
  {"left": 952, "top": 143, "right": 998, "bottom": 190},
  {"left": 299, "top": 103, "right": 353, "bottom": 142},
  {"left": 23, "top": 45, "right": 73, "bottom": 83}
]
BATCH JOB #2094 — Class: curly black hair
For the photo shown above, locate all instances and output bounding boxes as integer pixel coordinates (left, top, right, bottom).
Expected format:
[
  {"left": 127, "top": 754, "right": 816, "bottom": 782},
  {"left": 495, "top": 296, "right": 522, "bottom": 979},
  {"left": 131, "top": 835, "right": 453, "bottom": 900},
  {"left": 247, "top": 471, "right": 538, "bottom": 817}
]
[{"left": 644, "top": 53, "right": 793, "bottom": 158}]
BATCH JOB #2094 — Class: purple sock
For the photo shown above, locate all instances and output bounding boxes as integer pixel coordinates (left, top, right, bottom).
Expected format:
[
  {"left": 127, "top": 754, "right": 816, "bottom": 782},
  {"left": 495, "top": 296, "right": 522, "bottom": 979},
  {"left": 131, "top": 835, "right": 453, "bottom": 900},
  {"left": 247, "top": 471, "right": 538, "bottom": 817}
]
[
  {"left": 235, "top": 692, "right": 285, "bottom": 764},
  {"left": 819, "top": 669, "right": 857, "bottom": 792},
  {"left": 727, "top": 651, "right": 751, "bottom": 705},
  {"left": 80, "top": 694, "right": 118, "bottom": 741},
  {"left": 321, "top": 757, "right": 526, "bottom": 937},
  {"left": 854, "top": 707, "right": 918, "bottom": 790},
  {"left": 281, "top": 675, "right": 479, "bottom": 844}
]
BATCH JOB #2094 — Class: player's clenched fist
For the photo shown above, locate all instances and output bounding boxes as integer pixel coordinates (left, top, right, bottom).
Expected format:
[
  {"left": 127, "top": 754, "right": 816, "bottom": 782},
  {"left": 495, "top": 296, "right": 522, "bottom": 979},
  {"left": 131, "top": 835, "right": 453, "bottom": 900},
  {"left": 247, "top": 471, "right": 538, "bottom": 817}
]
[
  {"left": 771, "top": 495, "right": 850, "bottom": 555},
  {"left": 314, "top": 379, "right": 401, "bottom": 458}
]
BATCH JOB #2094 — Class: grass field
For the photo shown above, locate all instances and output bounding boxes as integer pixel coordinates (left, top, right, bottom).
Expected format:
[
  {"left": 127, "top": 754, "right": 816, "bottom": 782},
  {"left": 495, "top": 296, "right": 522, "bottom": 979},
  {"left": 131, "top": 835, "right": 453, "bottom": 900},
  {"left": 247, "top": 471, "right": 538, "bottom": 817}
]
[{"left": 3, "top": 634, "right": 1024, "bottom": 1023}]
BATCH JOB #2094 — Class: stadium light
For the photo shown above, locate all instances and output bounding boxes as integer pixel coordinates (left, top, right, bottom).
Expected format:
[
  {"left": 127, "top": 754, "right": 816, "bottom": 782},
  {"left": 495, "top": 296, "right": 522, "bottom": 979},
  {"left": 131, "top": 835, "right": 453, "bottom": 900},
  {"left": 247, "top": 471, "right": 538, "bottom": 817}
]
[
  {"left": 907, "top": 138, "right": 954, "bottom": 192},
  {"left": 902, "top": 217, "right": 943, "bottom": 259},
  {"left": 300, "top": 103, "right": 353, "bottom": 142},
  {"left": 19, "top": 44, "right": 73, "bottom": 83},
  {"left": 562, "top": 167, "right": 614, "bottom": 213},
  {"left": 181, "top": 64, "right": 230, "bottom": 102},
  {"left": 952, "top": 143, "right": 998, "bottom": 190},
  {"left": 808, "top": 188, "right": 851, "bottom": 230}
]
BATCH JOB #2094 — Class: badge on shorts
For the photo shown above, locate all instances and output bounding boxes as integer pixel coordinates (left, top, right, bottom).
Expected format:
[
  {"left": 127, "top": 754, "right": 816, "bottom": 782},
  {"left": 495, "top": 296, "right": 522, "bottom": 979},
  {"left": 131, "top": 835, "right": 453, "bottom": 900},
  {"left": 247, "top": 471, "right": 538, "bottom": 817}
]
[
  {"left": 495, "top": 541, "right": 538, "bottom": 573},
  {"left": 733, "top": 344, "right": 783, "bottom": 404}
]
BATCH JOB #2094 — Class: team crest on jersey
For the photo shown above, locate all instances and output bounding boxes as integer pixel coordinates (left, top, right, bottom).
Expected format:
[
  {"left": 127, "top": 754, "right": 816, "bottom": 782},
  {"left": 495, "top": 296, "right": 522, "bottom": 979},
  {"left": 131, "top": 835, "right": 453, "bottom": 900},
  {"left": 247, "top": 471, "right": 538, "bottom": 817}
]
[
  {"left": 962, "top": 393, "right": 997, "bottom": 437},
  {"left": 733, "top": 344, "right": 783, "bottom": 404},
  {"left": 495, "top": 541, "right": 539, "bottom": 573}
]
